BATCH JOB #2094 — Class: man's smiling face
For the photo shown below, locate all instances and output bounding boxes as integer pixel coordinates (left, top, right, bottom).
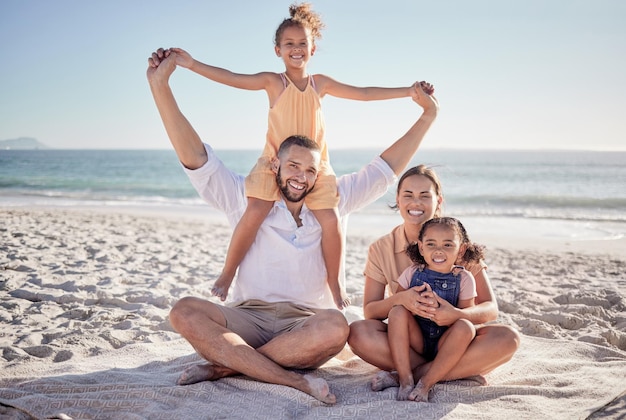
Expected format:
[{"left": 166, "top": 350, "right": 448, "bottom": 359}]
[{"left": 275, "top": 144, "right": 320, "bottom": 203}]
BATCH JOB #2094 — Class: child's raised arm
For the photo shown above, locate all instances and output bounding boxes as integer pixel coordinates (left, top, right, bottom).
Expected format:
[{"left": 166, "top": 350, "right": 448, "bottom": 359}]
[
  {"left": 168, "top": 47, "right": 275, "bottom": 92},
  {"left": 315, "top": 75, "right": 433, "bottom": 101}
]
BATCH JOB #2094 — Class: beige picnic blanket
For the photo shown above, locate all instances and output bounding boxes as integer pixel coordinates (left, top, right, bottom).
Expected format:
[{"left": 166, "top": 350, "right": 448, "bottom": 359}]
[{"left": 1, "top": 334, "right": 625, "bottom": 419}]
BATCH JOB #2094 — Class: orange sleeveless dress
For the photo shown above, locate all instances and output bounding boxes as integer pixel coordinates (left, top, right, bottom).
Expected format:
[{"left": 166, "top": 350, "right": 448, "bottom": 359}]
[{"left": 244, "top": 73, "right": 338, "bottom": 209}]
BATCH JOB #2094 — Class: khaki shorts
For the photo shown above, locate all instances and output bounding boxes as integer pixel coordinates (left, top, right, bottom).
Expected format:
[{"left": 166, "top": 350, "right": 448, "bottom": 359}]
[{"left": 215, "top": 299, "right": 321, "bottom": 348}]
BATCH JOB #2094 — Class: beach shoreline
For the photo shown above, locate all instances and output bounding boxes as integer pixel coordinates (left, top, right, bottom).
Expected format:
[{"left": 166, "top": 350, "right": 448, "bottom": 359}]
[{"left": 4, "top": 200, "right": 624, "bottom": 257}]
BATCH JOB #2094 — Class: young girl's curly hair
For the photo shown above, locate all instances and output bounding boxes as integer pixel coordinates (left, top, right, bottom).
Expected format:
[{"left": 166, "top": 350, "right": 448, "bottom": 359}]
[
  {"left": 274, "top": 3, "right": 325, "bottom": 47},
  {"left": 406, "top": 217, "right": 485, "bottom": 266}
]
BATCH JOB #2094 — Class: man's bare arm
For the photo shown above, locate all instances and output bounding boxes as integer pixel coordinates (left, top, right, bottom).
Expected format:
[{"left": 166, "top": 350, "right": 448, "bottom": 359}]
[{"left": 147, "top": 48, "right": 207, "bottom": 170}]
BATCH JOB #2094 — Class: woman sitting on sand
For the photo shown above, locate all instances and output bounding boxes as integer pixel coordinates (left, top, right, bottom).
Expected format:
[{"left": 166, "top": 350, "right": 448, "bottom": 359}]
[{"left": 347, "top": 165, "right": 520, "bottom": 392}]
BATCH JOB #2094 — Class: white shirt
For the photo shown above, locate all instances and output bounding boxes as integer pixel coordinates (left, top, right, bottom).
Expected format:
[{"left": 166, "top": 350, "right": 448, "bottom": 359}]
[{"left": 185, "top": 144, "right": 397, "bottom": 309}]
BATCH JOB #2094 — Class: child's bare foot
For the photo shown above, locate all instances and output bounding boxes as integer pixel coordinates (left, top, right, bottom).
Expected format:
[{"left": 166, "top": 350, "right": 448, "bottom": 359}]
[
  {"left": 408, "top": 379, "right": 430, "bottom": 402},
  {"left": 371, "top": 370, "right": 399, "bottom": 391},
  {"left": 396, "top": 374, "right": 415, "bottom": 401},
  {"left": 397, "top": 385, "right": 414, "bottom": 401},
  {"left": 304, "top": 374, "right": 336, "bottom": 404},
  {"left": 211, "top": 273, "right": 233, "bottom": 301}
]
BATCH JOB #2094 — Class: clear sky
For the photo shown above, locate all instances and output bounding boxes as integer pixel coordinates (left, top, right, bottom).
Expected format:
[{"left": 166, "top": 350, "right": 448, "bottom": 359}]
[{"left": 1, "top": 0, "right": 625, "bottom": 150}]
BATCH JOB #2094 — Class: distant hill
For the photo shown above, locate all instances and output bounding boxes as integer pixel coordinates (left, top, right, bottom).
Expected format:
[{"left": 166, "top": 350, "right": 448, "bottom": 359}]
[{"left": 0, "top": 137, "right": 50, "bottom": 150}]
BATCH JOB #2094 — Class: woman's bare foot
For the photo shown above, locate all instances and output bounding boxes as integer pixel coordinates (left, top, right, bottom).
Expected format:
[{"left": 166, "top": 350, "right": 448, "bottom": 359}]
[
  {"left": 408, "top": 379, "right": 430, "bottom": 402},
  {"left": 303, "top": 374, "right": 336, "bottom": 404},
  {"left": 371, "top": 370, "right": 399, "bottom": 391}
]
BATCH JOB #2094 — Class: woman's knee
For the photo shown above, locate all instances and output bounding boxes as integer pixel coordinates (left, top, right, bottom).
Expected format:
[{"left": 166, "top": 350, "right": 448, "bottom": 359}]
[
  {"left": 479, "top": 324, "right": 521, "bottom": 358},
  {"left": 348, "top": 319, "right": 381, "bottom": 349},
  {"left": 499, "top": 325, "right": 521, "bottom": 355}
]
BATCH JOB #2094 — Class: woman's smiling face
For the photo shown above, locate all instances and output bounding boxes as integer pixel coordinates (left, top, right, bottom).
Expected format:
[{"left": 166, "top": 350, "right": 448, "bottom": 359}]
[{"left": 396, "top": 174, "right": 441, "bottom": 228}]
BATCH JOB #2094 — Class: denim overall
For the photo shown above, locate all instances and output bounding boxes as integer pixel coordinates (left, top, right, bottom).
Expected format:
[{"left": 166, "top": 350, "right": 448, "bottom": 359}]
[{"left": 409, "top": 266, "right": 462, "bottom": 360}]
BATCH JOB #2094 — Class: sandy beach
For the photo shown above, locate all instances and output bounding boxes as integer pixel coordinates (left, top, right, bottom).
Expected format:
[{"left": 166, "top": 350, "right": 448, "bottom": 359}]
[{"left": 1, "top": 206, "right": 625, "bottom": 419}]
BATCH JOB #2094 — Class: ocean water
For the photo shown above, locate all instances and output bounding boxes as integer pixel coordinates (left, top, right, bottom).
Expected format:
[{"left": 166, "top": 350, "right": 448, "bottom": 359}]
[{"left": 1, "top": 148, "right": 625, "bottom": 241}]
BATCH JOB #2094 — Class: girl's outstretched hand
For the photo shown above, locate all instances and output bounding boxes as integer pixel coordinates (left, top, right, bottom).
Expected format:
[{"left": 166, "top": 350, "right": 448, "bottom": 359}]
[{"left": 168, "top": 47, "right": 195, "bottom": 69}]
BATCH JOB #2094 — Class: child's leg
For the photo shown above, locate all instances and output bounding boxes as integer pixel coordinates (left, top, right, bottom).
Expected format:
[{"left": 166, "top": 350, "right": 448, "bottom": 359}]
[
  {"left": 409, "top": 319, "right": 476, "bottom": 402},
  {"left": 211, "top": 198, "right": 273, "bottom": 301},
  {"left": 311, "top": 208, "right": 347, "bottom": 310},
  {"left": 388, "top": 305, "right": 424, "bottom": 401}
]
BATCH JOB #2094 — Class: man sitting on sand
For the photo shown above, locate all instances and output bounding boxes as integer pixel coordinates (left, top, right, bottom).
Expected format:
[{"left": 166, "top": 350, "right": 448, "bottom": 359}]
[{"left": 146, "top": 47, "right": 438, "bottom": 404}]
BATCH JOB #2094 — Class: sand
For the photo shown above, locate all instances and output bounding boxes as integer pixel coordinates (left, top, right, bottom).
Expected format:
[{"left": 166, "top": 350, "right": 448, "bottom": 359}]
[{"left": 1, "top": 206, "right": 625, "bottom": 419}]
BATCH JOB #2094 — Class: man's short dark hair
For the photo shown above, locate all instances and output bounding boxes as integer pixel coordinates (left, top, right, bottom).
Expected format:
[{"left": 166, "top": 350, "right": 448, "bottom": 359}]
[{"left": 277, "top": 135, "right": 320, "bottom": 158}]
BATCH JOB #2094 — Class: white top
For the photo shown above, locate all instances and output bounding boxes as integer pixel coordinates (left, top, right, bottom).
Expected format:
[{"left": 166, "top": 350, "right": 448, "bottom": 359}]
[{"left": 185, "top": 143, "right": 397, "bottom": 308}]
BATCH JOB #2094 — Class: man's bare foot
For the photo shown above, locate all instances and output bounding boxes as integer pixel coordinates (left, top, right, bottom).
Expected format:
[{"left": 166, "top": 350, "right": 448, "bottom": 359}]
[
  {"left": 177, "top": 362, "right": 235, "bottom": 385},
  {"left": 177, "top": 363, "right": 215, "bottom": 385},
  {"left": 371, "top": 370, "right": 399, "bottom": 391},
  {"left": 303, "top": 374, "right": 336, "bottom": 404},
  {"left": 408, "top": 379, "right": 429, "bottom": 402}
]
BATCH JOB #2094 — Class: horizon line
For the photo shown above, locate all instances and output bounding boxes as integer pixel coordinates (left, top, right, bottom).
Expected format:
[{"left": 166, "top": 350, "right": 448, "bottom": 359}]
[{"left": 3, "top": 146, "right": 626, "bottom": 153}]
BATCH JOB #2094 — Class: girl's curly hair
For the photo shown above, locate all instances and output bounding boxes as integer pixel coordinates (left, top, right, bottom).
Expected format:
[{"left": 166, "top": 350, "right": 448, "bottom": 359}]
[{"left": 274, "top": 3, "right": 325, "bottom": 47}]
